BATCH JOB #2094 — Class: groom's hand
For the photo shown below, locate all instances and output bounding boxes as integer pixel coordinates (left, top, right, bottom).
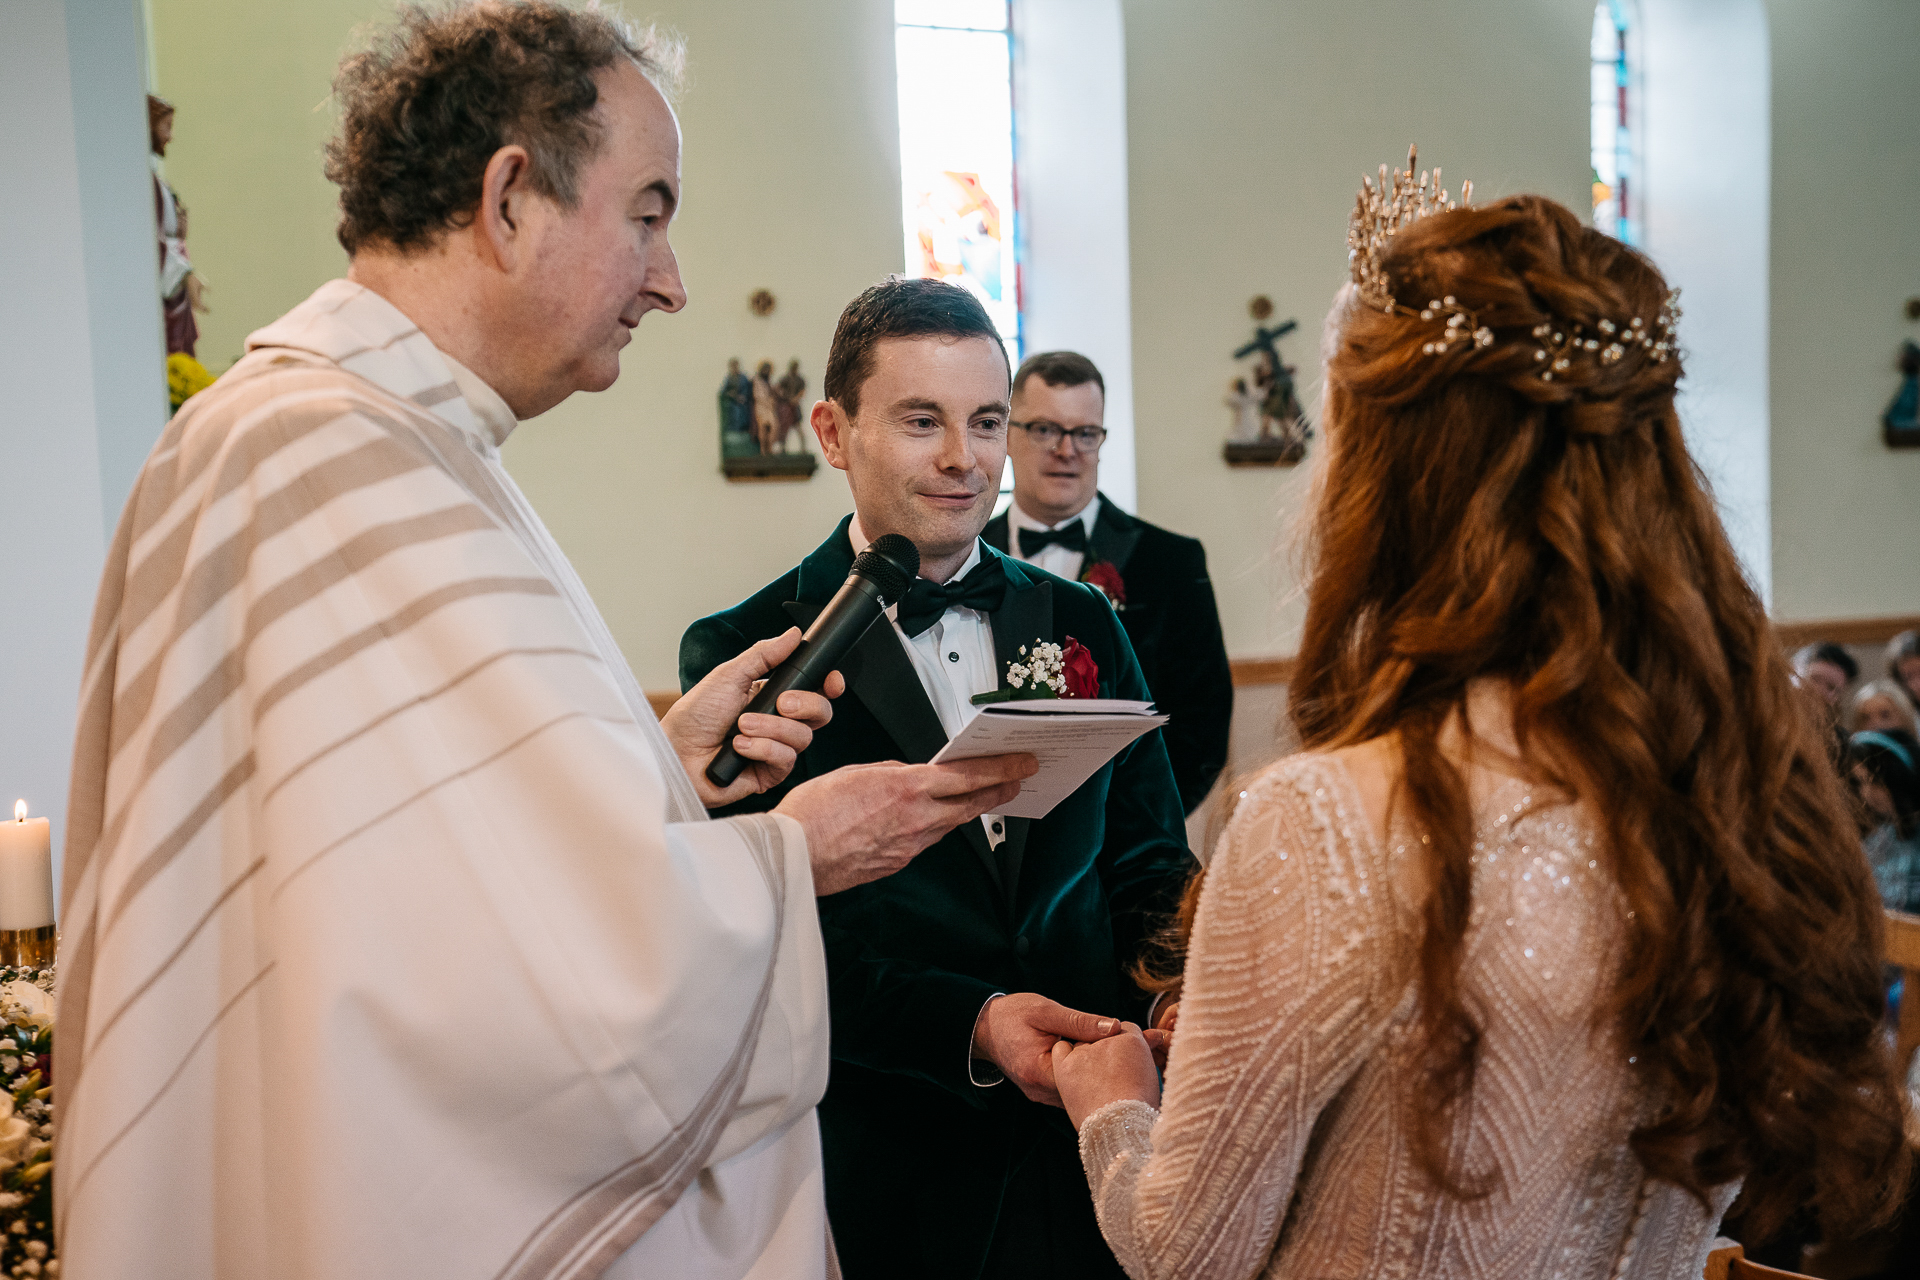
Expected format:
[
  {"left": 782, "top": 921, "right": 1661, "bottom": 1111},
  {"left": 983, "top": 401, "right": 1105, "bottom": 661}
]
[
  {"left": 971, "top": 993, "right": 1122, "bottom": 1107},
  {"left": 664, "top": 627, "right": 845, "bottom": 808}
]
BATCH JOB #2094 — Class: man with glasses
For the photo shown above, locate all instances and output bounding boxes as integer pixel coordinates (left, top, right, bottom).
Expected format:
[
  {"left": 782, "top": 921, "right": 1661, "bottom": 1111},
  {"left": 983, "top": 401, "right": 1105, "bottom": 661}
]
[{"left": 985, "top": 352, "right": 1234, "bottom": 815}]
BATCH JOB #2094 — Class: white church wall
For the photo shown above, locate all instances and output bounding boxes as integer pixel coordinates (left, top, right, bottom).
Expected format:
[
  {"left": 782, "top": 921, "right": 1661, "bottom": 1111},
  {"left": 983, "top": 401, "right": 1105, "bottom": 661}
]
[
  {"left": 1120, "top": 0, "right": 1593, "bottom": 661},
  {"left": 1, "top": 0, "right": 164, "bottom": 890},
  {"left": 1014, "top": 0, "right": 1137, "bottom": 514},
  {"left": 1642, "top": 0, "right": 1773, "bottom": 605},
  {"left": 1765, "top": 0, "right": 1920, "bottom": 623}
]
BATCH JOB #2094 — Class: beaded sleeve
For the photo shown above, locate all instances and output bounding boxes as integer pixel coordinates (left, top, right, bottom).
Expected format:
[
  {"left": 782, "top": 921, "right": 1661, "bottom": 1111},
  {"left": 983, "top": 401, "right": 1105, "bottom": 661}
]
[{"left": 1075, "top": 758, "right": 1398, "bottom": 1280}]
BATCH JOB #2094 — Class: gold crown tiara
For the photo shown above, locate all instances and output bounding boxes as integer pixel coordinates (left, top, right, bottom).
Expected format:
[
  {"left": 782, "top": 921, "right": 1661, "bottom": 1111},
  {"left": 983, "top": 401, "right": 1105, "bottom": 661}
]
[
  {"left": 1348, "top": 145, "right": 1471, "bottom": 313},
  {"left": 1346, "top": 145, "right": 1678, "bottom": 381}
]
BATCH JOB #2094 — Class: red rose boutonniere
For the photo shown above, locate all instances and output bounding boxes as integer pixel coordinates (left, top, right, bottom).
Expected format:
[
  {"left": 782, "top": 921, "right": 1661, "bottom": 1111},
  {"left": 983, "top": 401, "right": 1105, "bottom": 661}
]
[
  {"left": 1061, "top": 636, "right": 1101, "bottom": 699},
  {"left": 971, "top": 637, "right": 1102, "bottom": 703},
  {"left": 1080, "top": 560, "right": 1126, "bottom": 611}
]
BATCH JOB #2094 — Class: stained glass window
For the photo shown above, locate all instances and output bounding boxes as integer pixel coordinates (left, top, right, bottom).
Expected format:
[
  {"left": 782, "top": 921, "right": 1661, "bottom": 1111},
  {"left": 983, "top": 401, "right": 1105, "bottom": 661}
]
[
  {"left": 1590, "top": 0, "right": 1640, "bottom": 244},
  {"left": 894, "top": 0, "right": 1021, "bottom": 356}
]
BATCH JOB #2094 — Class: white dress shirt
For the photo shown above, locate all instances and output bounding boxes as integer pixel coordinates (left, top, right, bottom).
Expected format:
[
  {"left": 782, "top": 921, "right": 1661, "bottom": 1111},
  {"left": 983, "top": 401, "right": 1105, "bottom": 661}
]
[
  {"left": 850, "top": 518, "right": 1006, "bottom": 850},
  {"left": 1005, "top": 494, "right": 1101, "bottom": 582}
]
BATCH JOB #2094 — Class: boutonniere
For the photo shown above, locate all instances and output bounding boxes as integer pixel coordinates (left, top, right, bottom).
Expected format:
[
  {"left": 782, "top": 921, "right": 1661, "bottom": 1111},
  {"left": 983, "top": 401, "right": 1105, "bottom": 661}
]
[
  {"left": 972, "top": 637, "right": 1101, "bottom": 704},
  {"left": 1080, "top": 560, "right": 1126, "bottom": 611}
]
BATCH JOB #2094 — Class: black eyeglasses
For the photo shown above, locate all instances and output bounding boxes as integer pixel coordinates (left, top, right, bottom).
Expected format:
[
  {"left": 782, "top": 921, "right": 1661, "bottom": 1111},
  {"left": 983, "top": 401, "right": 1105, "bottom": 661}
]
[{"left": 1010, "top": 420, "right": 1107, "bottom": 454}]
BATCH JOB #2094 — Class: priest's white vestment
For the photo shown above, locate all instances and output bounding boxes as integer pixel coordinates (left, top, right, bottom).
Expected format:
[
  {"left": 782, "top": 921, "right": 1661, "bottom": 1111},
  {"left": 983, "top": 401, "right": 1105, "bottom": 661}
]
[{"left": 57, "top": 280, "right": 833, "bottom": 1280}]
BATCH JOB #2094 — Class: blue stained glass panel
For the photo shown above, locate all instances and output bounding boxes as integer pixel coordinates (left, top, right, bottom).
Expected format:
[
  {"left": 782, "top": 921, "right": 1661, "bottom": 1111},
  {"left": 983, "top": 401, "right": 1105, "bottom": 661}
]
[{"left": 1590, "top": 0, "right": 1639, "bottom": 245}]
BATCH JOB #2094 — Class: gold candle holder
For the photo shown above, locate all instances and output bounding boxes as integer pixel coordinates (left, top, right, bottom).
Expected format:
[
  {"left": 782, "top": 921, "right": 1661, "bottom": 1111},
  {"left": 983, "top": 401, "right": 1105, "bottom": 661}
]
[{"left": 0, "top": 927, "right": 55, "bottom": 970}]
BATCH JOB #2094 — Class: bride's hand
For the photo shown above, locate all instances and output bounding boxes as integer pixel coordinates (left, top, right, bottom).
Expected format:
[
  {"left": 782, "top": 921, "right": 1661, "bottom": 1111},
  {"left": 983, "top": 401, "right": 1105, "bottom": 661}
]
[
  {"left": 1144, "top": 999, "right": 1179, "bottom": 1070},
  {"left": 1051, "top": 1022, "right": 1160, "bottom": 1130}
]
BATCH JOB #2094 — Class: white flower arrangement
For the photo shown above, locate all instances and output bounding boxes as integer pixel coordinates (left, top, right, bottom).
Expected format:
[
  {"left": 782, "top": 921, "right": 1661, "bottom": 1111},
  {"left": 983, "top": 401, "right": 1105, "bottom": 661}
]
[
  {"left": 0, "top": 968, "right": 55, "bottom": 1278},
  {"left": 1003, "top": 642, "right": 1068, "bottom": 697},
  {"left": 974, "top": 638, "right": 1101, "bottom": 705}
]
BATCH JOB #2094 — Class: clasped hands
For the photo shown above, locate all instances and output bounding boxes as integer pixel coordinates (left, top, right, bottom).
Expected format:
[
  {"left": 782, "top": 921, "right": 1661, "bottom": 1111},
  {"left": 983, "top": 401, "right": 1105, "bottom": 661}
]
[
  {"left": 975, "top": 993, "right": 1179, "bottom": 1129},
  {"left": 660, "top": 627, "right": 1038, "bottom": 895}
]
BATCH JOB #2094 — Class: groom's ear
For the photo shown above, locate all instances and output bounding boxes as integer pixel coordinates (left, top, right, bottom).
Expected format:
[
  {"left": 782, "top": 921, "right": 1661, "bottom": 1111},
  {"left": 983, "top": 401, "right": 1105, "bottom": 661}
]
[{"left": 812, "top": 399, "right": 851, "bottom": 471}]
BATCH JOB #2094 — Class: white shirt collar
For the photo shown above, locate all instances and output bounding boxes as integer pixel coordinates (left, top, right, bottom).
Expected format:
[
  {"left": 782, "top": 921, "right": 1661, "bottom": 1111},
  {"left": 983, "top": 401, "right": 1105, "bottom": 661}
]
[{"left": 1008, "top": 493, "right": 1100, "bottom": 537}]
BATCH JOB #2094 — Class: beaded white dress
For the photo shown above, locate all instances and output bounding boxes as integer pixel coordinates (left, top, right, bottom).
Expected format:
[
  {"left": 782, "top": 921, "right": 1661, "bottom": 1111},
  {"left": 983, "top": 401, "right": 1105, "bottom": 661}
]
[{"left": 1077, "top": 750, "right": 1738, "bottom": 1280}]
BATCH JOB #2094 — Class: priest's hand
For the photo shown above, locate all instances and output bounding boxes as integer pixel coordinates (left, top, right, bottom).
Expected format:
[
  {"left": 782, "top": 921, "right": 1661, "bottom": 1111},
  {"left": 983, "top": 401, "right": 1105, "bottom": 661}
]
[
  {"left": 777, "top": 755, "right": 1037, "bottom": 895},
  {"left": 664, "top": 627, "right": 845, "bottom": 808},
  {"left": 971, "top": 993, "right": 1124, "bottom": 1108},
  {"left": 1052, "top": 1022, "right": 1161, "bottom": 1130}
]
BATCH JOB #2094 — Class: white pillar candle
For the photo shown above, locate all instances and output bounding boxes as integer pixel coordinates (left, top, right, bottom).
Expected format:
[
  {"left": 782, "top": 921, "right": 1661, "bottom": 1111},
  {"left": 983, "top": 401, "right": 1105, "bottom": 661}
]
[{"left": 0, "top": 803, "right": 54, "bottom": 931}]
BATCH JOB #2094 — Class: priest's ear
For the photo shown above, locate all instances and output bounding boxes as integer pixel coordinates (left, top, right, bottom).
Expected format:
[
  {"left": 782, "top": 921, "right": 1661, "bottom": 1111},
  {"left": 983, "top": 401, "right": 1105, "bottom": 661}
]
[
  {"left": 812, "top": 398, "right": 852, "bottom": 471},
  {"left": 473, "top": 144, "right": 537, "bottom": 271}
]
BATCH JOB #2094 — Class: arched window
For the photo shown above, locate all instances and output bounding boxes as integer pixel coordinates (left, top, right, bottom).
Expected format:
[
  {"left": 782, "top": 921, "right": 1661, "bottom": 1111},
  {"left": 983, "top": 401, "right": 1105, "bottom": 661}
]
[
  {"left": 1591, "top": 0, "right": 1642, "bottom": 244},
  {"left": 894, "top": 0, "right": 1022, "bottom": 357}
]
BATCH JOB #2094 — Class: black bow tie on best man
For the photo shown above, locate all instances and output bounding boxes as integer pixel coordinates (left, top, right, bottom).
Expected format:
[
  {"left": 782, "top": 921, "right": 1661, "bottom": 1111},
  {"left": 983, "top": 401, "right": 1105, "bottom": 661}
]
[
  {"left": 895, "top": 557, "right": 1010, "bottom": 638},
  {"left": 1018, "top": 523, "right": 1088, "bottom": 558}
]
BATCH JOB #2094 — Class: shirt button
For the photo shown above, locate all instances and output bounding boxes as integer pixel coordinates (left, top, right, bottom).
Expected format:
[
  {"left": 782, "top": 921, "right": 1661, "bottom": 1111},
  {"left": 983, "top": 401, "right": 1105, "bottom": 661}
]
[
  {"left": 991, "top": 821, "right": 1003, "bottom": 835},
  {"left": 1015, "top": 936, "right": 1030, "bottom": 957},
  {"left": 948, "top": 651, "right": 960, "bottom": 663}
]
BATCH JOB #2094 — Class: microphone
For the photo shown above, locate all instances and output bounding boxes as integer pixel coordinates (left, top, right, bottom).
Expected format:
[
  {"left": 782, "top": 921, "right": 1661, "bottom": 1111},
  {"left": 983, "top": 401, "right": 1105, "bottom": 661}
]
[{"left": 704, "top": 533, "right": 920, "bottom": 788}]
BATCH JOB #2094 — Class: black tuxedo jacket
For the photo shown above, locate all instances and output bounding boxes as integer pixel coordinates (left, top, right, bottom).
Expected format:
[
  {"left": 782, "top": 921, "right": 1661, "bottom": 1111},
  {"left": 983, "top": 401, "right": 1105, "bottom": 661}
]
[
  {"left": 680, "top": 518, "right": 1193, "bottom": 1280},
  {"left": 984, "top": 494, "right": 1233, "bottom": 813}
]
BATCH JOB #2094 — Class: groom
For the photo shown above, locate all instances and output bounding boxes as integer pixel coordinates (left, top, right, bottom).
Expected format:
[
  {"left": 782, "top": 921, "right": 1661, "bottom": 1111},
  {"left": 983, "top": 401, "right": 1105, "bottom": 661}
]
[{"left": 681, "top": 278, "right": 1193, "bottom": 1280}]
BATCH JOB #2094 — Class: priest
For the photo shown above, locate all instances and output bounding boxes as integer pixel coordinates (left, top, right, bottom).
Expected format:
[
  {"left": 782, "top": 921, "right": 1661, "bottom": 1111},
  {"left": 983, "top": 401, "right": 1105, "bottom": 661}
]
[{"left": 55, "top": 7, "right": 1030, "bottom": 1279}]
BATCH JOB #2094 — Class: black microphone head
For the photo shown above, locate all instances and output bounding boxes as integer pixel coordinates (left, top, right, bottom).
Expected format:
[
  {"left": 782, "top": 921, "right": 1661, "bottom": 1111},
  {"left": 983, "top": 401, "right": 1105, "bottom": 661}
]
[{"left": 852, "top": 534, "right": 919, "bottom": 604}]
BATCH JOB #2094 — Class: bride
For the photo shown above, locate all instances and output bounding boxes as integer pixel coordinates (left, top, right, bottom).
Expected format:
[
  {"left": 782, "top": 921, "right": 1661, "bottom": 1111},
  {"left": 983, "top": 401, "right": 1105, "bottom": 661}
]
[{"left": 1050, "top": 170, "right": 1910, "bottom": 1278}]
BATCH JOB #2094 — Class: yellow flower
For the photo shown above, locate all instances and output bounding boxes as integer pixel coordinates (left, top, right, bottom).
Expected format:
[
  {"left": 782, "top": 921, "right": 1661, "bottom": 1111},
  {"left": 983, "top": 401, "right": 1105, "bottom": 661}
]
[
  {"left": 0, "top": 982, "right": 50, "bottom": 1034},
  {"left": 167, "top": 352, "right": 216, "bottom": 410}
]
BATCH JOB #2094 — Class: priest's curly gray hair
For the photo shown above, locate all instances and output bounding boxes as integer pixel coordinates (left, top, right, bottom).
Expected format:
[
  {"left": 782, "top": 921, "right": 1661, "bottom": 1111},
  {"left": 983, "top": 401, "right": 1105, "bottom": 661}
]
[{"left": 326, "top": 1, "right": 683, "bottom": 254}]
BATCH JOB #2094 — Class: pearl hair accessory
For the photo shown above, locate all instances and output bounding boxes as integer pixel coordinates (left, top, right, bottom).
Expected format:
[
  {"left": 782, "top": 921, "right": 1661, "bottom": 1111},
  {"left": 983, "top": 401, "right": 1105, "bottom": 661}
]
[
  {"left": 1348, "top": 144, "right": 1683, "bottom": 379},
  {"left": 1528, "top": 292, "right": 1682, "bottom": 382}
]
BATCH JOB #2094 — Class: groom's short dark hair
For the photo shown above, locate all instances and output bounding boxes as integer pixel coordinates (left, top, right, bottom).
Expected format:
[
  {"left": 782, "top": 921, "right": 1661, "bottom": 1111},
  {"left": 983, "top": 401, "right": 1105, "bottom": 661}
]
[{"left": 824, "top": 277, "right": 1008, "bottom": 417}]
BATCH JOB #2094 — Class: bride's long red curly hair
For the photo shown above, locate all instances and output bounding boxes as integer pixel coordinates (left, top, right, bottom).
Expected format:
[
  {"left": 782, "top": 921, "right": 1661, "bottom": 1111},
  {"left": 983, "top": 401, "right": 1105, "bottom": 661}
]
[{"left": 1294, "top": 194, "right": 1907, "bottom": 1237}]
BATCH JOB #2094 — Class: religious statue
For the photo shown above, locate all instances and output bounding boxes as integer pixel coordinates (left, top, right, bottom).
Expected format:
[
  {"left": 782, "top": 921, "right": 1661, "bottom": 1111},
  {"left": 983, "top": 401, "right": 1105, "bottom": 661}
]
[
  {"left": 148, "top": 95, "right": 207, "bottom": 359},
  {"left": 1224, "top": 376, "right": 1262, "bottom": 443},
  {"left": 751, "top": 360, "right": 781, "bottom": 454},
  {"left": 719, "top": 356, "right": 818, "bottom": 480},
  {"left": 774, "top": 358, "right": 808, "bottom": 452},
  {"left": 1224, "top": 314, "right": 1312, "bottom": 465},
  {"left": 718, "top": 357, "right": 755, "bottom": 458}
]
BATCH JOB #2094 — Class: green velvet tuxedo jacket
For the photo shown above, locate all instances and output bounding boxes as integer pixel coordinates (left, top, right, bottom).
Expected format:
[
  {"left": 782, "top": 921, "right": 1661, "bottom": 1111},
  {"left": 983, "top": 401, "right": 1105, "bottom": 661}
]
[{"left": 679, "top": 517, "right": 1194, "bottom": 1280}]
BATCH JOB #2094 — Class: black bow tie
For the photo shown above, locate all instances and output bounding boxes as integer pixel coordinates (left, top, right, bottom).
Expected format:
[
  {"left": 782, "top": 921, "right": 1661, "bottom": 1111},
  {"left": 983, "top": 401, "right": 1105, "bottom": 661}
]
[
  {"left": 1018, "top": 522, "right": 1087, "bottom": 557},
  {"left": 896, "top": 556, "right": 1009, "bottom": 637}
]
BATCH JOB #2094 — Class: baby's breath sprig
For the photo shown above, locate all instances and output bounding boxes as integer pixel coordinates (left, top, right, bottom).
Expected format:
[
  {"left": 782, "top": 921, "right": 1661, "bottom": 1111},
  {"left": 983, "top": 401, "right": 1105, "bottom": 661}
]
[{"left": 974, "top": 641, "right": 1069, "bottom": 705}]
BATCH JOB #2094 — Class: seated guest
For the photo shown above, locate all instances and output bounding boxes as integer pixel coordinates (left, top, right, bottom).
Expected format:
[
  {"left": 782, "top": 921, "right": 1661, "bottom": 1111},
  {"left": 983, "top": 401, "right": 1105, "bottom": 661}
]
[
  {"left": 1847, "top": 729, "right": 1920, "bottom": 913},
  {"left": 681, "top": 279, "right": 1193, "bottom": 1280},
  {"left": 1793, "top": 640, "right": 1859, "bottom": 708},
  {"left": 1887, "top": 629, "right": 1920, "bottom": 711},
  {"left": 983, "top": 352, "right": 1233, "bottom": 815},
  {"left": 1050, "top": 186, "right": 1909, "bottom": 1279},
  {"left": 1847, "top": 677, "right": 1920, "bottom": 737}
]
